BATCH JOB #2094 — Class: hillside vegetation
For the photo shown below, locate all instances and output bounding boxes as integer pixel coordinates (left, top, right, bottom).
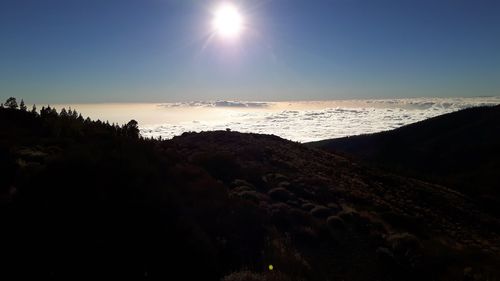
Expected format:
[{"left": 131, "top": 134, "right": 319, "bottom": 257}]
[
  {"left": 1, "top": 101, "right": 500, "bottom": 280},
  {"left": 307, "top": 105, "right": 500, "bottom": 216}
]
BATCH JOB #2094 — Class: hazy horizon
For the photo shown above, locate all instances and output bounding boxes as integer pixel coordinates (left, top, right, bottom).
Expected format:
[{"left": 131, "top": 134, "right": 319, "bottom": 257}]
[{"left": 32, "top": 96, "right": 499, "bottom": 142}]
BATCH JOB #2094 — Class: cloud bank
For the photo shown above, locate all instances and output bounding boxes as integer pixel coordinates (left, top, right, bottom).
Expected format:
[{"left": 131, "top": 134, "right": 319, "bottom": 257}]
[
  {"left": 158, "top": 101, "right": 269, "bottom": 108},
  {"left": 141, "top": 97, "right": 500, "bottom": 142}
]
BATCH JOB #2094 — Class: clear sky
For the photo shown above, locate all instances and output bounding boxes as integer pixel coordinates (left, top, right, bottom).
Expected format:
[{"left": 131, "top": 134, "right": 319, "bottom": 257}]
[{"left": 1, "top": 0, "right": 499, "bottom": 103}]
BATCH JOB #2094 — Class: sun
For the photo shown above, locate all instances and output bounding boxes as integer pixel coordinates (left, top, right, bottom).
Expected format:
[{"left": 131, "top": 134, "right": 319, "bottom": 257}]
[{"left": 212, "top": 3, "right": 244, "bottom": 39}]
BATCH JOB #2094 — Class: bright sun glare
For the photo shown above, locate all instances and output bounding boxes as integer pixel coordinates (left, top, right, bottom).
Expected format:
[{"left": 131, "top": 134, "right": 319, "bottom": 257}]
[{"left": 212, "top": 3, "right": 244, "bottom": 39}]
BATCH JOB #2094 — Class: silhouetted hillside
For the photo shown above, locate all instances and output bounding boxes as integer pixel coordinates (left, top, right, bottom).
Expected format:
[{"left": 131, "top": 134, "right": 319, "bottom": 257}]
[
  {"left": 1, "top": 103, "right": 500, "bottom": 280},
  {"left": 307, "top": 105, "right": 500, "bottom": 215}
]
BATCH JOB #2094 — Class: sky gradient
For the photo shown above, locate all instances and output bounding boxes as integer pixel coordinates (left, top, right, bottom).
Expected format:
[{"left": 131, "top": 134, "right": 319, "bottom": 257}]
[{"left": 1, "top": 0, "right": 500, "bottom": 103}]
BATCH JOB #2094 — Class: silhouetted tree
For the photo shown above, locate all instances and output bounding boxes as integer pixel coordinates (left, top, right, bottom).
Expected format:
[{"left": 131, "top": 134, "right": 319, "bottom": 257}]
[
  {"left": 5, "top": 97, "right": 18, "bottom": 109},
  {"left": 60, "top": 108, "right": 68, "bottom": 117},
  {"left": 41, "top": 106, "right": 48, "bottom": 117},
  {"left": 31, "top": 104, "right": 37, "bottom": 115},
  {"left": 124, "top": 120, "right": 140, "bottom": 138},
  {"left": 0, "top": 103, "right": 3, "bottom": 109},
  {"left": 19, "top": 99, "right": 27, "bottom": 111},
  {"left": 45, "top": 105, "right": 52, "bottom": 116},
  {"left": 40, "top": 105, "right": 58, "bottom": 118}
]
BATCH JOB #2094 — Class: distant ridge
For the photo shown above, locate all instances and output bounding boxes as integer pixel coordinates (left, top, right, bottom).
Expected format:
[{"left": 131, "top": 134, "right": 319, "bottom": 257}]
[{"left": 308, "top": 105, "right": 500, "bottom": 215}]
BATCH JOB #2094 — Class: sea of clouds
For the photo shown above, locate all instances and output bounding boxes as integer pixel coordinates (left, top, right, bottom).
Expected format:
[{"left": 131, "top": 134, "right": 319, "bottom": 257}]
[{"left": 140, "top": 97, "right": 500, "bottom": 142}]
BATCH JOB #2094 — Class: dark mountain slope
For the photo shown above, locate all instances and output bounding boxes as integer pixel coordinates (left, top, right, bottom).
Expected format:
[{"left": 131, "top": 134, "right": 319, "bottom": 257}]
[
  {"left": 1, "top": 107, "right": 500, "bottom": 280},
  {"left": 307, "top": 105, "right": 500, "bottom": 214}
]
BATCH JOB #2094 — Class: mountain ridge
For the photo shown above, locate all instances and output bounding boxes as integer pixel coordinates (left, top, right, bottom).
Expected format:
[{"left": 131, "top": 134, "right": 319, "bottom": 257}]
[{"left": 307, "top": 105, "right": 500, "bottom": 215}]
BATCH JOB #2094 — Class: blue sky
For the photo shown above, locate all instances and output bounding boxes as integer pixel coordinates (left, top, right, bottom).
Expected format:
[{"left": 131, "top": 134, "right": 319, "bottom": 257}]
[{"left": 1, "top": 0, "right": 499, "bottom": 103}]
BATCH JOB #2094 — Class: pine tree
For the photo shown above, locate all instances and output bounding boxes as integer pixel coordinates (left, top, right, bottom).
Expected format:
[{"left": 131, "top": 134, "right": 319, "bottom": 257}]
[
  {"left": 31, "top": 104, "right": 38, "bottom": 115},
  {"left": 5, "top": 97, "right": 18, "bottom": 109},
  {"left": 19, "top": 99, "right": 27, "bottom": 111},
  {"left": 60, "top": 108, "right": 68, "bottom": 117}
]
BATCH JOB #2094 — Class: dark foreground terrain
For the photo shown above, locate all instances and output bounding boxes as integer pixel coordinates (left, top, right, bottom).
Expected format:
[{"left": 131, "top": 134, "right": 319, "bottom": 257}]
[
  {"left": 308, "top": 105, "right": 500, "bottom": 216},
  {"left": 1, "top": 104, "right": 500, "bottom": 280}
]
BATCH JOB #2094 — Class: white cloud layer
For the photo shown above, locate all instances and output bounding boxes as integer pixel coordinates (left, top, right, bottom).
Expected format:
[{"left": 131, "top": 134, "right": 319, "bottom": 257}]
[{"left": 141, "top": 97, "right": 500, "bottom": 142}]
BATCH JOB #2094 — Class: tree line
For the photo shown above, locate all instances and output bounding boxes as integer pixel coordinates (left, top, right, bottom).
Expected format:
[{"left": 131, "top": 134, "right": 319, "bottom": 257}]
[{"left": 1, "top": 97, "right": 140, "bottom": 139}]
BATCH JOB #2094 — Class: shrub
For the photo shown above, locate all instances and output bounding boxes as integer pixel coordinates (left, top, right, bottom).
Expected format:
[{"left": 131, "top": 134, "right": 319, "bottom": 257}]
[
  {"left": 233, "top": 185, "right": 255, "bottom": 193},
  {"left": 310, "top": 206, "right": 330, "bottom": 218},
  {"left": 231, "top": 179, "right": 255, "bottom": 189},
  {"left": 221, "top": 270, "right": 293, "bottom": 281},
  {"left": 300, "top": 202, "right": 315, "bottom": 211},
  {"left": 326, "top": 216, "right": 345, "bottom": 229},
  {"left": 222, "top": 270, "right": 265, "bottom": 281},
  {"left": 268, "top": 188, "right": 293, "bottom": 202},
  {"left": 326, "top": 203, "right": 341, "bottom": 213},
  {"left": 237, "top": 190, "right": 267, "bottom": 203},
  {"left": 386, "top": 233, "right": 421, "bottom": 268},
  {"left": 338, "top": 210, "right": 361, "bottom": 222},
  {"left": 381, "top": 212, "right": 427, "bottom": 236},
  {"left": 263, "top": 234, "right": 311, "bottom": 280}
]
